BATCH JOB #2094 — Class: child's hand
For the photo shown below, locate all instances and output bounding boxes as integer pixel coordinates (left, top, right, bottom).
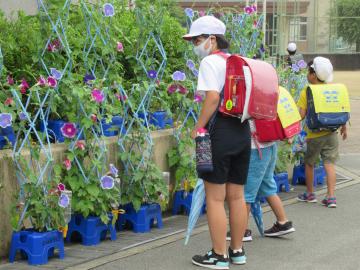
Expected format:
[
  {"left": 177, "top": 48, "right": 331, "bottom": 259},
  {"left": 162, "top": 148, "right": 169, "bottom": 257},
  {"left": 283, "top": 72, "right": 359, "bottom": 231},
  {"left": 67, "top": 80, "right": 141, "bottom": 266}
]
[{"left": 340, "top": 125, "right": 347, "bottom": 140}]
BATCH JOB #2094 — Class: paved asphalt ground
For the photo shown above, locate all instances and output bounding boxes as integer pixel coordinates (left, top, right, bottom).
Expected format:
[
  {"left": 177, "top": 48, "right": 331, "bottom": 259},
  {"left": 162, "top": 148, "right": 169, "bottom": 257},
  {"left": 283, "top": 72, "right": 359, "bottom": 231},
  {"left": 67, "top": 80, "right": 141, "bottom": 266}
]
[{"left": 93, "top": 179, "right": 360, "bottom": 270}]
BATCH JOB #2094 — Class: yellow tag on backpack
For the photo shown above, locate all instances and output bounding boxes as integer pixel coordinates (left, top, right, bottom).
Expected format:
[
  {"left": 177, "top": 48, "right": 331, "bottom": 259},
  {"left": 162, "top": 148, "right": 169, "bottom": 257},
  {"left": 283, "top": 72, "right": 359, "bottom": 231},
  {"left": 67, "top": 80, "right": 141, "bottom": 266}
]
[
  {"left": 277, "top": 86, "right": 301, "bottom": 128},
  {"left": 309, "top": 84, "right": 350, "bottom": 113}
]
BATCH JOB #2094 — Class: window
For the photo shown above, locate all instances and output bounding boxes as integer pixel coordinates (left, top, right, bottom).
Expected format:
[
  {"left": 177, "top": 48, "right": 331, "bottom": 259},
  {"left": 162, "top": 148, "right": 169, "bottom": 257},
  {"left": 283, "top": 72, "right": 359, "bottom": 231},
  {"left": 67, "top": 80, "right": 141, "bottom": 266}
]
[{"left": 289, "top": 17, "right": 307, "bottom": 41}]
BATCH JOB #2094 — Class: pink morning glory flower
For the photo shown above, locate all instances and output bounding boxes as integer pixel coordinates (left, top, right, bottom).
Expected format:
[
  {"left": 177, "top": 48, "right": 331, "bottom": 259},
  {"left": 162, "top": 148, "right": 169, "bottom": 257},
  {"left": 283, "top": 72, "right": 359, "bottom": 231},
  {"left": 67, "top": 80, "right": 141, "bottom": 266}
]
[
  {"left": 91, "top": 114, "right": 97, "bottom": 122},
  {"left": 57, "top": 183, "right": 65, "bottom": 192},
  {"left": 75, "top": 141, "right": 85, "bottom": 151},
  {"left": 63, "top": 158, "right": 72, "bottom": 171},
  {"left": 7, "top": 76, "right": 14, "bottom": 85},
  {"left": 38, "top": 76, "right": 46, "bottom": 87},
  {"left": 47, "top": 76, "right": 57, "bottom": 88},
  {"left": 91, "top": 89, "right": 105, "bottom": 103},
  {"left": 61, "top": 122, "right": 77, "bottom": 138},
  {"left": 4, "top": 98, "right": 13, "bottom": 106},
  {"left": 167, "top": 84, "right": 177, "bottom": 94},
  {"left": 117, "top": 42, "right": 124, "bottom": 52},
  {"left": 178, "top": 85, "right": 188, "bottom": 95},
  {"left": 20, "top": 79, "right": 29, "bottom": 94},
  {"left": 194, "top": 94, "right": 203, "bottom": 103},
  {"left": 199, "top": 10, "right": 206, "bottom": 17}
]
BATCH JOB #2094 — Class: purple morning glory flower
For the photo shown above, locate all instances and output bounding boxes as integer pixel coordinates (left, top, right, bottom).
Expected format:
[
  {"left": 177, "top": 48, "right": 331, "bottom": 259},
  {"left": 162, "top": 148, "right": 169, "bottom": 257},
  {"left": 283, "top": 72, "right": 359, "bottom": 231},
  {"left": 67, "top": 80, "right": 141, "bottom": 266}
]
[
  {"left": 0, "top": 113, "right": 12, "bottom": 128},
  {"left": 84, "top": 73, "right": 95, "bottom": 85},
  {"left": 100, "top": 175, "right": 114, "bottom": 189},
  {"left": 103, "top": 3, "right": 115, "bottom": 17},
  {"left": 297, "top": 60, "right": 307, "bottom": 69},
  {"left": 186, "top": 60, "right": 195, "bottom": 70},
  {"left": 260, "top": 44, "right": 265, "bottom": 53},
  {"left": 192, "top": 69, "right": 199, "bottom": 77},
  {"left": 244, "top": 6, "right": 253, "bottom": 14},
  {"left": 291, "top": 64, "right": 300, "bottom": 73},
  {"left": 185, "top": 8, "right": 194, "bottom": 18},
  {"left": 58, "top": 193, "right": 70, "bottom": 208},
  {"left": 19, "top": 112, "right": 27, "bottom": 121},
  {"left": 61, "top": 123, "right": 77, "bottom": 138},
  {"left": 252, "top": 5, "right": 257, "bottom": 12},
  {"left": 147, "top": 70, "right": 157, "bottom": 79},
  {"left": 50, "top": 68, "right": 62, "bottom": 80},
  {"left": 110, "top": 164, "right": 118, "bottom": 177},
  {"left": 172, "top": 71, "right": 186, "bottom": 81}
]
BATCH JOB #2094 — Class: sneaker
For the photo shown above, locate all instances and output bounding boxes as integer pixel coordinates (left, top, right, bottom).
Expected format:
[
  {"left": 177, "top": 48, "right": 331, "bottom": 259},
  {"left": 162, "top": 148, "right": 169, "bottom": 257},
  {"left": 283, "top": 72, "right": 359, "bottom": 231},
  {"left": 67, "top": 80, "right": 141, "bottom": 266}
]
[
  {"left": 321, "top": 197, "right": 337, "bottom": 208},
  {"left": 226, "top": 229, "right": 252, "bottom": 242},
  {"left": 228, "top": 247, "right": 246, "bottom": 265},
  {"left": 192, "top": 249, "right": 229, "bottom": 270},
  {"left": 297, "top": 192, "right": 317, "bottom": 203},
  {"left": 264, "top": 221, "right": 296, "bottom": 237}
]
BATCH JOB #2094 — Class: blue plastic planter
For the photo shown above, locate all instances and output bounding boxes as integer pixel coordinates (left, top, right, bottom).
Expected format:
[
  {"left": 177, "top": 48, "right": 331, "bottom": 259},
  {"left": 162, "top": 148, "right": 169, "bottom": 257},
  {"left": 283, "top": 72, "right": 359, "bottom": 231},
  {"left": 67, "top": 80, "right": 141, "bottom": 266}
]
[
  {"left": 101, "top": 116, "right": 126, "bottom": 137},
  {"left": 274, "top": 172, "right": 290, "bottom": 193},
  {"left": 47, "top": 120, "right": 66, "bottom": 142},
  {"left": 0, "top": 126, "right": 15, "bottom": 149},
  {"left": 66, "top": 214, "right": 116, "bottom": 246},
  {"left": 172, "top": 190, "right": 206, "bottom": 215},
  {"left": 292, "top": 164, "right": 325, "bottom": 186},
  {"left": 116, "top": 203, "right": 163, "bottom": 233},
  {"left": 151, "top": 111, "right": 173, "bottom": 129},
  {"left": 9, "top": 230, "right": 64, "bottom": 265}
]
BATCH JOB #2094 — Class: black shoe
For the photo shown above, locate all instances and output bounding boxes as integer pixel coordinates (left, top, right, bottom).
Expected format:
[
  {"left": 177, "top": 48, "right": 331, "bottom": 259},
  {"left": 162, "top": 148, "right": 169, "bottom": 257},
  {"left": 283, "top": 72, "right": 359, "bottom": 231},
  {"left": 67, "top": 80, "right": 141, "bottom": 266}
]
[
  {"left": 228, "top": 247, "right": 246, "bottom": 265},
  {"left": 226, "top": 229, "right": 252, "bottom": 242},
  {"left": 264, "top": 221, "right": 295, "bottom": 237},
  {"left": 192, "top": 249, "right": 229, "bottom": 269}
]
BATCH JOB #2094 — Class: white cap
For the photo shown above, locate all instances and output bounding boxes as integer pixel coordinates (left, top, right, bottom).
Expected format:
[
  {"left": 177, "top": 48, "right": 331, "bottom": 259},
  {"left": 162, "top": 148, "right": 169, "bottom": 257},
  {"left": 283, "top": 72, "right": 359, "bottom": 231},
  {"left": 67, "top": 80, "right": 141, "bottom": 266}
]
[
  {"left": 287, "top": 42, "right": 297, "bottom": 52},
  {"left": 183, "top": 16, "right": 226, "bottom": 40},
  {"left": 311, "top": 57, "right": 333, "bottom": 83}
]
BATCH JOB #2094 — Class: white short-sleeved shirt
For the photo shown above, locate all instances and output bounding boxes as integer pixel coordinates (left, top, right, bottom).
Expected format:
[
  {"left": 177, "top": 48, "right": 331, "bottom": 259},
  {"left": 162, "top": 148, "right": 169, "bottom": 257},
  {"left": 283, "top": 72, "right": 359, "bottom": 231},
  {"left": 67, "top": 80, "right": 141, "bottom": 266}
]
[
  {"left": 249, "top": 120, "right": 276, "bottom": 149},
  {"left": 197, "top": 54, "right": 227, "bottom": 95}
]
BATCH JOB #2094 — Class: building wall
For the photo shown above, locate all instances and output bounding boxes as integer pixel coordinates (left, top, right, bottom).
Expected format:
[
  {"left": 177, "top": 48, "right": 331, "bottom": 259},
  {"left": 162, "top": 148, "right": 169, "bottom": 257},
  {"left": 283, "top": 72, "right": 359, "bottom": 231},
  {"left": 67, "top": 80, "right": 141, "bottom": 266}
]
[{"left": 0, "top": 0, "right": 38, "bottom": 18}]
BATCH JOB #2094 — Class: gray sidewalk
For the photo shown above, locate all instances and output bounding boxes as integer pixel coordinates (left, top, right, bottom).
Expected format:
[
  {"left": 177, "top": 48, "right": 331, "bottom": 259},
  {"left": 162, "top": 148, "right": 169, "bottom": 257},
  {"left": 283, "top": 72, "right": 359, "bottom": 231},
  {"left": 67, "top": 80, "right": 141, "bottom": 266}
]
[{"left": 96, "top": 181, "right": 360, "bottom": 270}]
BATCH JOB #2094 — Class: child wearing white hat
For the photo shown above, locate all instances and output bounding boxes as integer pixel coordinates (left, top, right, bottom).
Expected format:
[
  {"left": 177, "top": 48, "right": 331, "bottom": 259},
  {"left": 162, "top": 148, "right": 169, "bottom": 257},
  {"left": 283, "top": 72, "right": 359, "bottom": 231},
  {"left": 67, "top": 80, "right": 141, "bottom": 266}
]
[
  {"left": 183, "top": 16, "right": 250, "bottom": 269},
  {"left": 297, "top": 57, "right": 348, "bottom": 207}
]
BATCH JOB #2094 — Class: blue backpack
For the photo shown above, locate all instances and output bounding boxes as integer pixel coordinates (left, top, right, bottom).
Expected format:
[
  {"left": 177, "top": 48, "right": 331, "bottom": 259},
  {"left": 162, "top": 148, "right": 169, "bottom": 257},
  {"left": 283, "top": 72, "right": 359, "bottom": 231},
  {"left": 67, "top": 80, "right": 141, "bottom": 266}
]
[{"left": 306, "top": 84, "right": 350, "bottom": 132}]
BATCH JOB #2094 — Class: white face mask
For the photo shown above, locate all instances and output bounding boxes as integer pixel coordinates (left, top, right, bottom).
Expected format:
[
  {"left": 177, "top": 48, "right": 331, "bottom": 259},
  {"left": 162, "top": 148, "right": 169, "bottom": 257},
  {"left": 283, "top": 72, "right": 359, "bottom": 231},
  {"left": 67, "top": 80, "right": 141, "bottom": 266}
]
[{"left": 194, "top": 37, "right": 212, "bottom": 59}]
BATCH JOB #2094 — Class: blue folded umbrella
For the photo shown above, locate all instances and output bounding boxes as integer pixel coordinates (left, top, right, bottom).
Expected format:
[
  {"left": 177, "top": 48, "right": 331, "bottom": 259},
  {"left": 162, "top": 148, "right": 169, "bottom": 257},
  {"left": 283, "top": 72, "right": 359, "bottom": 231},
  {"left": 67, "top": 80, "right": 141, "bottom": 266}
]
[
  {"left": 184, "top": 179, "right": 205, "bottom": 245},
  {"left": 250, "top": 199, "right": 264, "bottom": 236}
]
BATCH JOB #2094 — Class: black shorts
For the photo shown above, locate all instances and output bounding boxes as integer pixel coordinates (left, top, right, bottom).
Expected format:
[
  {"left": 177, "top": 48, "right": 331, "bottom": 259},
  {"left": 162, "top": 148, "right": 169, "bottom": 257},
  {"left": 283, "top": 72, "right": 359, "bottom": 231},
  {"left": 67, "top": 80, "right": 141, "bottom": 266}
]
[{"left": 199, "top": 114, "right": 251, "bottom": 185}]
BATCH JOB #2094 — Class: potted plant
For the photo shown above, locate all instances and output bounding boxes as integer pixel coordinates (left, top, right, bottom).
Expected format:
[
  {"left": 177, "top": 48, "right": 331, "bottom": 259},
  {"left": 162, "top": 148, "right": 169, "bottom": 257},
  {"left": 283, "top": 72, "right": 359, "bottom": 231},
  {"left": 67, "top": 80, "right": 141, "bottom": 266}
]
[
  {"left": 117, "top": 132, "right": 169, "bottom": 233},
  {"left": 8, "top": 81, "right": 68, "bottom": 265},
  {"left": 52, "top": 80, "right": 121, "bottom": 245},
  {"left": 168, "top": 132, "right": 203, "bottom": 215}
]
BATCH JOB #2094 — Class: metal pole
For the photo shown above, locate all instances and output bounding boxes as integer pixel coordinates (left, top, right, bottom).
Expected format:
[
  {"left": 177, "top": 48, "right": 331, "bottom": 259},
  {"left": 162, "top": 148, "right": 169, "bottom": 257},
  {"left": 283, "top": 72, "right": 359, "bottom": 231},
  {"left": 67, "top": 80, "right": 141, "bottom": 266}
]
[{"left": 263, "top": 0, "right": 267, "bottom": 45}]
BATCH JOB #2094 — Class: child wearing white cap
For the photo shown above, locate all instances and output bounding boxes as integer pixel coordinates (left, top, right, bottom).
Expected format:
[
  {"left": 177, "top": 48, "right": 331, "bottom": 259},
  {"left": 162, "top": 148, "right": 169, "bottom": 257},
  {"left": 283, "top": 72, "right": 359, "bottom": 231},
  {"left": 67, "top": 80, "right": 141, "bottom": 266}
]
[
  {"left": 286, "top": 42, "right": 304, "bottom": 67},
  {"left": 297, "top": 57, "right": 348, "bottom": 207},
  {"left": 183, "top": 16, "right": 250, "bottom": 269}
]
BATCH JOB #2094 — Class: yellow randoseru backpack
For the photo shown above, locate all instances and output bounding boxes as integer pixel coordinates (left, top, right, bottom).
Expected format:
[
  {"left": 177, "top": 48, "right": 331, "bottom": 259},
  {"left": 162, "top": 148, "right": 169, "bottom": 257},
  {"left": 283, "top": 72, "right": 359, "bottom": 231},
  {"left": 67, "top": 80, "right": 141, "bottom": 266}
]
[{"left": 306, "top": 84, "right": 350, "bottom": 131}]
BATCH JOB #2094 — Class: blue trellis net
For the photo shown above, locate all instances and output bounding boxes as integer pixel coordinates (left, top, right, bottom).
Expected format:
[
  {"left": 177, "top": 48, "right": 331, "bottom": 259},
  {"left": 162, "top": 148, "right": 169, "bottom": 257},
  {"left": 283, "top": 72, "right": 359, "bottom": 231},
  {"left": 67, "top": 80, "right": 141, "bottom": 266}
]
[
  {"left": 37, "top": 0, "right": 72, "bottom": 85},
  {"left": 116, "top": 7, "right": 167, "bottom": 203},
  {"left": 81, "top": 0, "right": 116, "bottom": 79},
  {"left": 11, "top": 87, "right": 54, "bottom": 230},
  {"left": 0, "top": 46, "right": 3, "bottom": 76}
]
